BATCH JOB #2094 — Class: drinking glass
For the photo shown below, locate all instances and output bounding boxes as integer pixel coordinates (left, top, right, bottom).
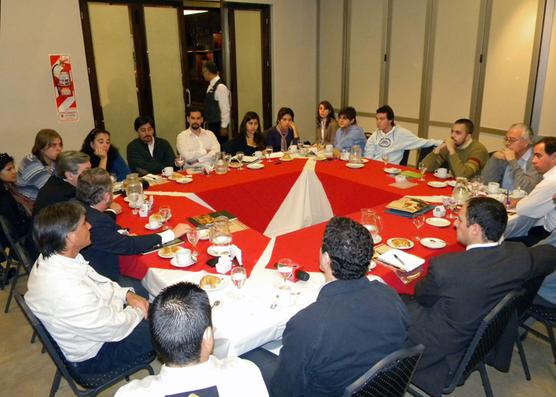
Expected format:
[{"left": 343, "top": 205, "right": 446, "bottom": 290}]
[
  {"left": 382, "top": 152, "right": 389, "bottom": 167},
  {"left": 231, "top": 266, "right": 247, "bottom": 290},
  {"left": 175, "top": 155, "right": 185, "bottom": 171},
  {"left": 418, "top": 163, "right": 427, "bottom": 181},
  {"left": 186, "top": 229, "right": 200, "bottom": 256},
  {"left": 265, "top": 146, "right": 273, "bottom": 163},
  {"left": 236, "top": 151, "right": 244, "bottom": 170},
  {"left": 413, "top": 214, "right": 425, "bottom": 241},
  {"left": 276, "top": 258, "right": 293, "bottom": 285},
  {"left": 442, "top": 196, "right": 457, "bottom": 219},
  {"left": 159, "top": 205, "right": 171, "bottom": 223}
]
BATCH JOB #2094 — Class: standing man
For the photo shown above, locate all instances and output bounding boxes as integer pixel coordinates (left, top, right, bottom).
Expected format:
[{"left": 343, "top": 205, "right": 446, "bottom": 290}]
[
  {"left": 202, "top": 61, "right": 231, "bottom": 145},
  {"left": 421, "top": 118, "right": 489, "bottom": 179},
  {"left": 481, "top": 123, "right": 541, "bottom": 193},
  {"left": 405, "top": 197, "right": 533, "bottom": 397},
  {"left": 127, "top": 115, "right": 175, "bottom": 175},
  {"left": 364, "top": 105, "right": 441, "bottom": 164},
  {"left": 176, "top": 107, "right": 221, "bottom": 164},
  {"left": 333, "top": 106, "right": 367, "bottom": 152}
]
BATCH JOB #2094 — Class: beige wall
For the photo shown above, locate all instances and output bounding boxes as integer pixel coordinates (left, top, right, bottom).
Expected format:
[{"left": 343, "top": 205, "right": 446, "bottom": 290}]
[{"left": 0, "top": 0, "right": 94, "bottom": 164}]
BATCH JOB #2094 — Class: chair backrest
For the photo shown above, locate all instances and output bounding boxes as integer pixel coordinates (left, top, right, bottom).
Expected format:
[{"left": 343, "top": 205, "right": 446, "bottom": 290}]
[
  {"left": 417, "top": 146, "right": 434, "bottom": 164},
  {"left": 343, "top": 344, "right": 425, "bottom": 397},
  {"left": 400, "top": 150, "right": 410, "bottom": 166},
  {"left": 0, "top": 215, "right": 18, "bottom": 249},
  {"left": 11, "top": 241, "right": 35, "bottom": 274},
  {"left": 444, "top": 288, "right": 524, "bottom": 393}
]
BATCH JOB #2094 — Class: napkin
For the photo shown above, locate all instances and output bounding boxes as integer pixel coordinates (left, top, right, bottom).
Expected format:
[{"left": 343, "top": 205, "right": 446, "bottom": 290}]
[
  {"left": 242, "top": 155, "right": 258, "bottom": 163},
  {"left": 216, "top": 256, "right": 232, "bottom": 274},
  {"left": 229, "top": 244, "right": 243, "bottom": 266},
  {"left": 143, "top": 173, "right": 164, "bottom": 182},
  {"left": 377, "top": 249, "right": 425, "bottom": 272}
]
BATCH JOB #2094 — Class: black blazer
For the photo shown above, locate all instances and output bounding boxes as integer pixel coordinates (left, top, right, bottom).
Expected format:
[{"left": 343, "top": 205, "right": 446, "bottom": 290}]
[
  {"left": 405, "top": 242, "right": 533, "bottom": 396},
  {"left": 126, "top": 137, "right": 175, "bottom": 175},
  {"left": 80, "top": 204, "right": 161, "bottom": 281},
  {"left": 33, "top": 175, "right": 76, "bottom": 218},
  {"left": 270, "top": 278, "right": 409, "bottom": 397}
]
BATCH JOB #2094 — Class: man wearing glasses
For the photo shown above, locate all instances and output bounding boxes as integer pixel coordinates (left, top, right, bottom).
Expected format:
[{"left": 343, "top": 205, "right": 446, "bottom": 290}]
[{"left": 481, "top": 123, "right": 541, "bottom": 193}]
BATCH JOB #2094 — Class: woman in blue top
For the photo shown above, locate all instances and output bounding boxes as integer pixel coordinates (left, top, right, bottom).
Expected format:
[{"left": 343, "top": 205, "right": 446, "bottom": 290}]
[
  {"left": 81, "top": 128, "right": 130, "bottom": 181},
  {"left": 265, "top": 107, "right": 300, "bottom": 152}
]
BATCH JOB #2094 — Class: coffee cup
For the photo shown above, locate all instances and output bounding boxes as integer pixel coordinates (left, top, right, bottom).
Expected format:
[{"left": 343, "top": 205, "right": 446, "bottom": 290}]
[
  {"left": 288, "top": 145, "right": 298, "bottom": 153},
  {"left": 148, "top": 219, "right": 161, "bottom": 229},
  {"left": 162, "top": 166, "right": 173, "bottom": 177},
  {"left": 433, "top": 205, "right": 446, "bottom": 217},
  {"left": 176, "top": 249, "right": 194, "bottom": 267},
  {"left": 395, "top": 174, "right": 407, "bottom": 184},
  {"left": 487, "top": 182, "right": 500, "bottom": 194},
  {"left": 340, "top": 150, "right": 349, "bottom": 161},
  {"left": 254, "top": 151, "right": 263, "bottom": 159},
  {"left": 434, "top": 168, "right": 448, "bottom": 178}
]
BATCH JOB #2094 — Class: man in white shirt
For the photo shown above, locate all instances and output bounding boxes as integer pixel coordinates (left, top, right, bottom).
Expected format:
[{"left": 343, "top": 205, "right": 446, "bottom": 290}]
[
  {"left": 202, "top": 61, "right": 231, "bottom": 144},
  {"left": 505, "top": 137, "right": 556, "bottom": 246},
  {"left": 176, "top": 107, "right": 221, "bottom": 165},
  {"left": 364, "top": 105, "right": 441, "bottom": 164},
  {"left": 25, "top": 201, "right": 154, "bottom": 379},
  {"left": 115, "top": 282, "right": 268, "bottom": 397},
  {"left": 481, "top": 123, "right": 541, "bottom": 193}
]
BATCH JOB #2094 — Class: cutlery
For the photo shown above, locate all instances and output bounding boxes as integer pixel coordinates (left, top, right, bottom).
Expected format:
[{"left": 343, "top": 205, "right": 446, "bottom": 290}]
[
  {"left": 270, "top": 295, "right": 279, "bottom": 309},
  {"left": 211, "top": 300, "right": 221, "bottom": 309},
  {"left": 392, "top": 253, "right": 407, "bottom": 269}
]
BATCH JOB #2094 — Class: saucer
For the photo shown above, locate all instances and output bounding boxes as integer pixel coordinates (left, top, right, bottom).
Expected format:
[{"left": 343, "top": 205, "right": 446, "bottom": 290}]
[
  {"left": 144, "top": 222, "right": 162, "bottom": 230},
  {"left": 387, "top": 237, "right": 414, "bottom": 250},
  {"left": 207, "top": 245, "right": 231, "bottom": 256},
  {"left": 425, "top": 217, "right": 451, "bottom": 227},
  {"left": 427, "top": 181, "right": 448, "bottom": 188},
  {"left": 247, "top": 163, "right": 264, "bottom": 170},
  {"left": 346, "top": 163, "right": 364, "bottom": 169},
  {"left": 420, "top": 237, "right": 447, "bottom": 249},
  {"left": 170, "top": 256, "right": 196, "bottom": 268},
  {"left": 384, "top": 167, "right": 401, "bottom": 174},
  {"left": 175, "top": 177, "right": 193, "bottom": 184}
]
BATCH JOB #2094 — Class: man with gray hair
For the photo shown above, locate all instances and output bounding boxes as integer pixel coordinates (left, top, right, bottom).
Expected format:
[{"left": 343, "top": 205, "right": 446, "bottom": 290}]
[
  {"left": 33, "top": 150, "right": 91, "bottom": 217},
  {"left": 481, "top": 123, "right": 542, "bottom": 193}
]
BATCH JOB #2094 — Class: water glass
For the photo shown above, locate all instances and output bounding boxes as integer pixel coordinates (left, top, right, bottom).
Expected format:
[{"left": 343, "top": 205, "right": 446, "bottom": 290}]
[
  {"left": 265, "top": 146, "right": 273, "bottom": 162},
  {"left": 413, "top": 214, "right": 425, "bottom": 241},
  {"left": 236, "top": 151, "right": 244, "bottom": 170},
  {"left": 175, "top": 155, "right": 185, "bottom": 171},
  {"left": 418, "top": 163, "right": 427, "bottom": 181},
  {"left": 186, "top": 229, "right": 200, "bottom": 255}
]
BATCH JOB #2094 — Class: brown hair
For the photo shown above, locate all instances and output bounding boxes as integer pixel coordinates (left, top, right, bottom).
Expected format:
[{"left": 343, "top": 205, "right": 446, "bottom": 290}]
[{"left": 31, "top": 129, "right": 62, "bottom": 165}]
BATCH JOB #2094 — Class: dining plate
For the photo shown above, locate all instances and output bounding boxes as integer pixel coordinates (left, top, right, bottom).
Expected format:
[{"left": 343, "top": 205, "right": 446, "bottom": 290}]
[
  {"left": 427, "top": 181, "right": 448, "bottom": 188},
  {"left": 170, "top": 256, "right": 197, "bottom": 268},
  {"left": 420, "top": 237, "right": 447, "bottom": 249},
  {"left": 361, "top": 158, "right": 369, "bottom": 163},
  {"left": 200, "top": 277, "right": 228, "bottom": 292},
  {"left": 281, "top": 155, "right": 294, "bottom": 162},
  {"left": 384, "top": 167, "right": 401, "bottom": 174},
  {"left": 168, "top": 173, "right": 185, "bottom": 181},
  {"left": 425, "top": 217, "right": 451, "bottom": 227},
  {"left": 247, "top": 163, "right": 264, "bottom": 170},
  {"left": 446, "top": 180, "right": 457, "bottom": 187},
  {"left": 346, "top": 163, "right": 364, "bottom": 169},
  {"left": 207, "top": 245, "right": 231, "bottom": 257},
  {"left": 371, "top": 234, "right": 382, "bottom": 244},
  {"left": 387, "top": 238, "right": 414, "bottom": 250},
  {"left": 175, "top": 177, "right": 193, "bottom": 184},
  {"left": 158, "top": 245, "right": 185, "bottom": 259}
]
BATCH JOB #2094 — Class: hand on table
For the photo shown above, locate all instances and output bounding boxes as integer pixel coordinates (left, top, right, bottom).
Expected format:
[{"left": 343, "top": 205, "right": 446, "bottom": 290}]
[
  {"left": 172, "top": 223, "right": 191, "bottom": 238},
  {"left": 126, "top": 291, "right": 149, "bottom": 319}
]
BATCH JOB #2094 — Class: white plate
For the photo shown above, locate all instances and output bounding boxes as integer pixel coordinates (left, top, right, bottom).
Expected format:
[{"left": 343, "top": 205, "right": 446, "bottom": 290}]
[
  {"left": 420, "top": 237, "right": 447, "bottom": 249},
  {"left": 384, "top": 167, "right": 401, "bottom": 174},
  {"left": 371, "top": 234, "right": 382, "bottom": 244},
  {"left": 387, "top": 238, "right": 414, "bottom": 250},
  {"left": 446, "top": 180, "right": 457, "bottom": 187},
  {"left": 361, "top": 158, "right": 369, "bottom": 163},
  {"left": 170, "top": 256, "right": 197, "bottom": 268},
  {"left": 201, "top": 277, "right": 228, "bottom": 292},
  {"left": 346, "top": 163, "right": 364, "bottom": 169},
  {"left": 247, "top": 163, "right": 264, "bottom": 170},
  {"left": 144, "top": 222, "right": 162, "bottom": 230},
  {"left": 157, "top": 246, "right": 186, "bottom": 259},
  {"left": 427, "top": 181, "right": 448, "bottom": 188},
  {"left": 368, "top": 259, "right": 377, "bottom": 270},
  {"left": 281, "top": 156, "right": 294, "bottom": 162},
  {"left": 426, "top": 217, "right": 451, "bottom": 227},
  {"left": 175, "top": 177, "right": 193, "bottom": 184},
  {"left": 207, "top": 245, "right": 231, "bottom": 257},
  {"left": 434, "top": 174, "right": 451, "bottom": 180}
]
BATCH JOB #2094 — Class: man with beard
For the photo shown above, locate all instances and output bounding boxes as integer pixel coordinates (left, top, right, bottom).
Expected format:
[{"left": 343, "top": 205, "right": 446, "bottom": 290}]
[
  {"left": 421, "top": 118, "right": 489, "bottom": 179},
  {"left": 176, "top": 107, "right": 221, "bottom": 165}
]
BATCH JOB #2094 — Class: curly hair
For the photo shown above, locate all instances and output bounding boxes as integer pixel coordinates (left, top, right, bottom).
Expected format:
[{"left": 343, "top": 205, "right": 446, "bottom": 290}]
[
  {"left": 80, "top": 128, "right": 121, "bottom": 169},
  {"left": 322, "top": 217, "right": 373, "bottom": 280}
]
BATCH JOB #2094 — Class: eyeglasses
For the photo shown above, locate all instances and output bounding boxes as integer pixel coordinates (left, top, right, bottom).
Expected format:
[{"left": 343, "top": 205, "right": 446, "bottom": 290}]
[{"left": 504, "top": 137, "right": 523, "bottom": 144}]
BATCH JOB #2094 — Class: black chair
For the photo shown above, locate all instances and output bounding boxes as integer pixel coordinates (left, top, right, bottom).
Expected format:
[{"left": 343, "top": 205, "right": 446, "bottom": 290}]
[
  {"left": 343, "top": 344, "right": 424, "bottom": 397},
  {"left": 15, "top": 294, "right": 155, "bottom": 397},
  {"left": 520, "top": 303, "right": 556, "bottom": 364},
  {"left": 408, "top": 289, "right": 524, "bottom": 397},
  {"left": 400, "top": 150, "right": 410, "bottom": 166},
  {"left": 417, "top": 146, "right": 434, "bottom": 164}
]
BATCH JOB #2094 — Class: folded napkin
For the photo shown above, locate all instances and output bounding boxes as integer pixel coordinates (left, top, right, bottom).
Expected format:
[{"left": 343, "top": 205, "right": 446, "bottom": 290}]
[
  {"left": 400, "top": 170, "right": 422, "bottom": 179},
  {"left": 407, "top": 195, "right": 447, "bottom": 204},
  {"left": 270, "top": 152, "right": 284, "bottom": 159},
  {"left": 378, "top": 249, "right": 425, "bottom": 272},
  {"left": 143, "top": 174, "right": 164, "bottom": 182}
]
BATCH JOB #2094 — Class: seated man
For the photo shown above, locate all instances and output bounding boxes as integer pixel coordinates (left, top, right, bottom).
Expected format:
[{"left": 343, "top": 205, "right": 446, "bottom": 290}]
[
  {"left": 405, "top": 197, "right": 533, "bottom": 397},
  {"left": 127, "top": 115, "right": 175, "bottom": 175},
  {"left": 33, "top": 151, "right": 91, "bottom": 217},
  {"left": 481, "top": 123, "right": 541, "bottom": 193},
  {"left": 334, "top": 106, "right": 367, "bottom": 152},
  {"left": 505, "top": 137, "right": 556, "bottom": 246},
  {"left": 176, "top": 106, "right": 220, "bottom": 164},
  {"left": 267, "top": 217, "right": 409, "bottom": 397},
  {"left": 76, "top": 168, "right": 189, "bottom": 294},
  {"left": 25, "top": 202, "right": 154, "bottom": 379},
  {"left": 115, "top": 282, "right": 268, "bottom": 397},
  {"left": 364, "top": 105, "right": 441, "bottom": 164},
  {"left": 421, "top": 118, "right": 489, "bottom": 179}
]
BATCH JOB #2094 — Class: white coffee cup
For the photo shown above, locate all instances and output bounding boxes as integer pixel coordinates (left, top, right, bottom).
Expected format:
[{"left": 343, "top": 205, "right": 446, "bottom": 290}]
[
  {"left": 433, "top": 205, "right": 447, "bottom": 217},
  {"left": 176, "top": 249, "right": 194, "bottom": 267},
  {"left": 487, "top": 182, "right": 500, "bottom": 194},
  {"left": 148, "top": 220, "right": 161, "bottom": 229},
  {"left": 162, "top": 166, "right": 173, "bottom": 177},
  {"left": 434, "top": 168, "right": 448, "bottom": 178},
  {"left": 254, "top": 151, "right": 263, "bottom": 159},
  {"left": 288, "top": 145, "right": 298, "bottom": 153}
]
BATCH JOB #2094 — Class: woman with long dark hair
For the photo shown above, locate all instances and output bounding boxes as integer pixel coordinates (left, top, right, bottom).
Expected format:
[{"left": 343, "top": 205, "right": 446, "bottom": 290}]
[
  {"left": 315, "top": 100, "right": 338, "bottom": 145},
  {"left": 265, "top": 107, "right": 300, "bottom": 152},
  {"left": 81, "top": 128, "right": 130, "bottom": 181},
  {"left": 223, "top": 111, "right": 266, "bottom": 156}
]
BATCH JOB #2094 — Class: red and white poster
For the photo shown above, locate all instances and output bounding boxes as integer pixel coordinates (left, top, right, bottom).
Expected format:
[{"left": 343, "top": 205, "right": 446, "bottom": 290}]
[{"left": 50, "top": 54, "right": 79, "bottom": 121}]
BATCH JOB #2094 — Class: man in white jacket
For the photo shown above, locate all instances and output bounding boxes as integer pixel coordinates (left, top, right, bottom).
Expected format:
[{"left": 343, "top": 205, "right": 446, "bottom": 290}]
[{"left": 25, "top": 201, "right": 153, "bottom": 378}]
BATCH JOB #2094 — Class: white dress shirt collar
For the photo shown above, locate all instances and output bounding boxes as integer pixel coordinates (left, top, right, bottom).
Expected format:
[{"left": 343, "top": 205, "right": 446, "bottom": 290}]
[{"left": 466, "top": 241, "right": 500, "bottom": 251}]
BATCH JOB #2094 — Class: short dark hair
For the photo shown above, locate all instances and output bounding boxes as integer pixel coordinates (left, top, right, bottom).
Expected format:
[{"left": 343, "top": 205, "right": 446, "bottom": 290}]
[
  {"left": 134, "top": 116, "right": 155, "bottom": 132},
  {"left": 149, "top": 282, "right": 212, "bottom": 365},
  {"left": 537, "top": 136, "right": 556, "bottom": 155},
  {"left": 55, "top": 151, "right": 90, "bottom": 177},
  {"left": 376, "top": 105, "right": 395, "bottom": 122},
  {"left": 322, "top": 217, "right": 373, "bottom": 280},
  {"left": 76, "top": 168, "right": 112, "bottom": 206},
  {"left": 33, "top": 202, "right": 85, "bottom": 258},
  {"left": 454, "top": 118, "right": 474, "bottom": 135},
  {"left": 465, "top": 197, "right": 507, "bottom": 242},
  {"left": 202, "top": 61, "right": 219, "bottom": 75},
  {"left": 338, "top": 106, "right": 357, "bottom": 124},
  {"left": 186, "top": 106, "right": 204, "bottom": 118},
  {"left": 276, "top": 107, "right": 294, "bottom": 124}
]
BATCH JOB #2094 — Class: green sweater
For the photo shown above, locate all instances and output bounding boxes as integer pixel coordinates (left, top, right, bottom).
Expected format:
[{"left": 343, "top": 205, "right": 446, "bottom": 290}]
[{"left": 421, "top": 139, "right": 489, "bottom": 179}]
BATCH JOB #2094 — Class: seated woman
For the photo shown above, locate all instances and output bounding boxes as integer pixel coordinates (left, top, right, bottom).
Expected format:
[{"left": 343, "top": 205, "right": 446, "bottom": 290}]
[
  {"left": 223, "top": 111, "right": 265, "bottom": 156},
  {"left": 265, "top": 107, "right": 300, "bottom": 152},
  {"left": 16, "top": 129, "right": 63, "bottom": 202},
  {"left": 81, "top": 128, "right": 130, "bottom": 181},
  {"left": 315, "top": 100, "right": 338, "bottom": 145}
]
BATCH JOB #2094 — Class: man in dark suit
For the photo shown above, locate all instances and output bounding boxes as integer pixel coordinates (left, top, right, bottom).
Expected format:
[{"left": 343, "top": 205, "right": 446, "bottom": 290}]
[
  {"left": 405, "top": 197, "right": 534, "bottom": 397},
  {"left": 76, "top": 168, "right": 189, "bottom": 296},
  {"left": 127, "top": 115, "right": 175, "bottom": 175},
  {"left": 266, "top": 217, "right": 409, "bottom": 397}
]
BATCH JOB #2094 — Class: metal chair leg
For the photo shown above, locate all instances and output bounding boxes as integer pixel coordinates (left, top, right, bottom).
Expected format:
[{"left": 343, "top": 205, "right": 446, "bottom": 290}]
[
  {"left": 48, "top": 369, "right": 62, "bottom": 397},
  {"left": 478, "top": 363, "right": 494, "bottom": 397},
  {"left": 4, "top": 262, "right": 21, "bottom": 313},
  {"left": 515, "top": 335, "right": 531, "bottom": 380},
  {"left": 544, "top": 320, "right": 556, "bottom": 364}
]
